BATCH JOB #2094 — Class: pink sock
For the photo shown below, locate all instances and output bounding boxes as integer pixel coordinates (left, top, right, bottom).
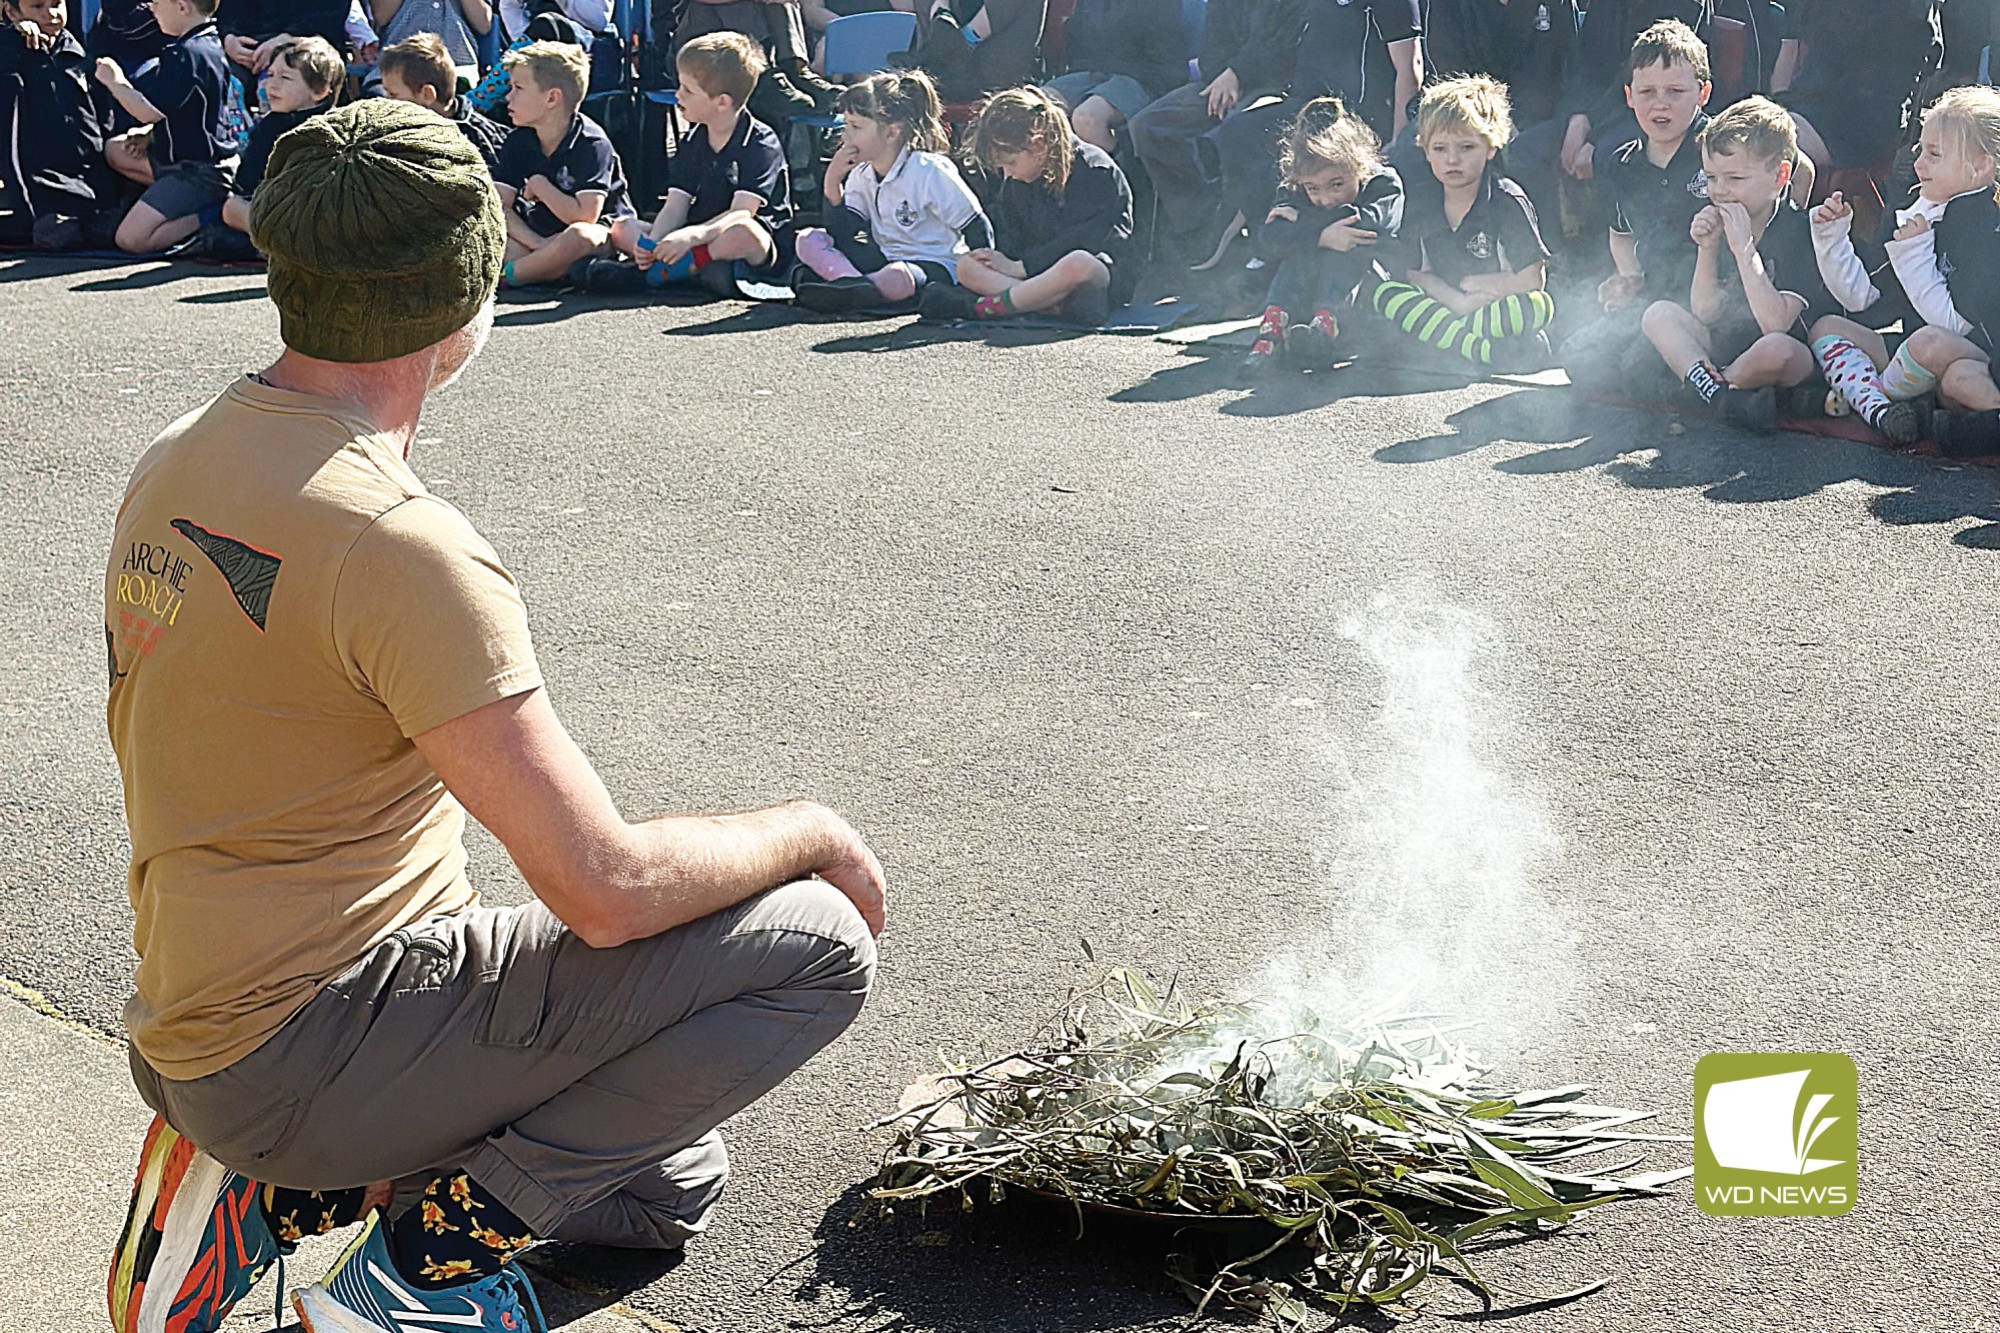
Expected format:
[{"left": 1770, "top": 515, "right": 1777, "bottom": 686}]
[
  {"left": 797, "top": 229, "right": 862, "bottom": 280},
  {"left": 868, "top": 262, "right": 921, "bottom": 302}
]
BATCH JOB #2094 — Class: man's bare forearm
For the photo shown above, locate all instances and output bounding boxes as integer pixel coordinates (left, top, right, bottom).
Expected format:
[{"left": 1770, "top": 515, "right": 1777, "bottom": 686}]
[{"left": 591, "top": 800, "right": 838, "bottom": 945}]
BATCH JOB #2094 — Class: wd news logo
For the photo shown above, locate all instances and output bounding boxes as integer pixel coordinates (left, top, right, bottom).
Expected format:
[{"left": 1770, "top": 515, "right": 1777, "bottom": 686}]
[{"left": 1695, "top": 1053, "right": 1857, "bottom": 1216}]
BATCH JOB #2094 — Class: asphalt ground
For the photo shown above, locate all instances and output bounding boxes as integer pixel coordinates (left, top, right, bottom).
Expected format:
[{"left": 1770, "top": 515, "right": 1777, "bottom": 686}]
[{"left": 2, "top": 254, "right": 1998, "bottom": 1331}]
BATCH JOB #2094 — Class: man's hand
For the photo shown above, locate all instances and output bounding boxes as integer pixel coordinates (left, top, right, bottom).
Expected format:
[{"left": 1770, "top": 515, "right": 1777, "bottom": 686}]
[
  {"left": 1690, "top": 205, "right": 1723, "bottom": 249},
  {"left": 1560, "top": 115, "right": 1594, "bottom": 180},
  {"left": 1715, "top": 200, "right": 1756, "bottom": 256},
  {"left": 1812, "top": 190, "right": 1851, "bottom": 227},
  {"left": 1266, "top": 203, "right": 1299, "bottom": 224},
  {"left": 1894, "top": 212, "right": 1933, "bottom": 242},
  {"left": 1319, "top": 219, "right": 1376, "bottom": 252},
  {"left": 799, "top": 803, "right": 888, "bottom": 936},
  {"left": 94, "top": 57, "right": 131, "bottom": 90},
  {"left": 224, "top": 33, "right": 260, "bottom": 66},
  {"left": 251, "top": 34, "right": 293, "bottom": 73},
  {"left": 12, "top": 19, "right": 53, "bottom": 52},
  {"left": 1202, "top": 67, "right": 1240, "bottom": 119},
  {"left": 1598, "top": 270, "right": 1644, "bottom": 311}
]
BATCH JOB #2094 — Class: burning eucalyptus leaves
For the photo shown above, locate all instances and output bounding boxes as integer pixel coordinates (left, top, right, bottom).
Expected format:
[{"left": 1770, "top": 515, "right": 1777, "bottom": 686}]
[{"left": 872, "top": 968, "right": 1690, "bottom": 1322}]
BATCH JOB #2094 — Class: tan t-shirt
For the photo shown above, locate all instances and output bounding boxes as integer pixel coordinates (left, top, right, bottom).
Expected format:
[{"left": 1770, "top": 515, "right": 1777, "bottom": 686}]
[{"left": 105, "top": 379, "right": 543, "bottom": 1080}]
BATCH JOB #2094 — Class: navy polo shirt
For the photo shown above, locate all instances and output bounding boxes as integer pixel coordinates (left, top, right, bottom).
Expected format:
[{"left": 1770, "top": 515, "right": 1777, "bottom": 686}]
[
  {"left": 664, "top": 110, "right": 792, "bottom": 232},
  {"left": 1605, "top": 112, "right": 1710, "bottom": 298},
  {"left": 494, "top": 112, "right": 634, "bottom": 237},
  {"left": 1408, "top": 169, "right": 1550, "bottom": 287},
  {"left": 233, "top": 103, "right": 330, "bottom": 198},
  {"left": 1293, "top": 0, "right": 1421, "bottom": 135},
  {"left": 1717, "top": 199, "right": 1838, "bottom": 337},
  {"left": 140, "top": 20, "right": 248, "bottom": 170}
]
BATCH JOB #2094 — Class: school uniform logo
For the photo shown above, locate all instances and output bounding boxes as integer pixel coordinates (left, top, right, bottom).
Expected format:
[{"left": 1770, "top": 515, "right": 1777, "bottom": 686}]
[
  {"left": 1466, "top": 231, "right": 1494, "bottom": 260},
  {"left": 1535, "top": 3, "right": 1551, "bottom": 30},
  {"left": 1939, "top": 250, "right": 1956, "bottom": 278},
  {"left": 1688, "top": 170, "right": 1710, "bottom": 199},
  {"left": 895, "top": 199, "right": 920, "bottom": 228},
  {"left": 556, "top": 167, "right": 575, "bottom": 192}
]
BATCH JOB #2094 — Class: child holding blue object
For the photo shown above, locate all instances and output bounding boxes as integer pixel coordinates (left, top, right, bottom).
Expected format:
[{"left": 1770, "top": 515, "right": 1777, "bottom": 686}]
[
  {"left": 792, "top": 69, "right": 991, "bottom": 314},
  {"left": 1239, "top": 97, "right": 1404, "bottom": 380},
  {"left": 603, "top": 32, "right": 791, "bottom": 295}
]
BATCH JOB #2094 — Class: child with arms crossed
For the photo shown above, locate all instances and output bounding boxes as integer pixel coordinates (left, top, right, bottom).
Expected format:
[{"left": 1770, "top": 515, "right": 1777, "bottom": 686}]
[
  {"left": 791, "top": 69, "right": 989, "bottom": 314},
  {"left": 1239, "top": 96, "right": 1404, "bottom": 380}
]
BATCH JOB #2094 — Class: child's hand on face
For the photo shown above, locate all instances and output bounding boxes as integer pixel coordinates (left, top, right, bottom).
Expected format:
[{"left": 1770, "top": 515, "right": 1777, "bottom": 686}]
[
  {"left": 12, "top": 19, "right": 54, "bottom": 52},
  {"left": 1319, "top": 219, "right": 1376, "bottom": 252},
  {"left": 829, "top": 142, "right": 863, "bottom": 177},
  {"left": 1598, "top": 271, "right": 1643, "bottom": 311},
  {"left": 1714, "top": 200, "right": 1756, "bottom": 255},
  {"left": 1812, "top": 191, "right": 1851, "bottom": 227},
  {"left": 1266, "top": 204, "right": 1299, "bottom": 223},
  {"left": 1690, "top": 205, "right": 1723, "bottom": 249},
  {"left": 1894, "top": 213, "right": 1933, "bottom": 242}
]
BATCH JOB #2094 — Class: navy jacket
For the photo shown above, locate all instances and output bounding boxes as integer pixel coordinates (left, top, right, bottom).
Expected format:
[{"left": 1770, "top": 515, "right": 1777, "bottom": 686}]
[
  {"left": 217, "top": 0, "right": 350, "bottom": 49},
  {"left": 0, "top": 24, "right": 117, "bottom": 217},
  {"left": 989, "top": 137, "right": 1135, "bottom": 277},
  {"left": 1256, "top": 168, "right": 1405, "bottom": 260}
]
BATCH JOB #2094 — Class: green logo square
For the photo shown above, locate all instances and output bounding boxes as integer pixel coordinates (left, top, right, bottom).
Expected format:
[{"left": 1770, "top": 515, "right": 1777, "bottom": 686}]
[{"left": 1695, "top": 1053, "right": 1857, "bottom": 1217}]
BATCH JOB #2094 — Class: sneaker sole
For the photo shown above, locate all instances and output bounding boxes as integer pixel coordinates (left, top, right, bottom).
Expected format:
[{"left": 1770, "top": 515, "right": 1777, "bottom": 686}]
[
  {"left": 109, "top": 1118, "right": 242, "bottom": 1333},
  {"left": 293, "top": 1285, "right": 395, "bottom": 1333}
]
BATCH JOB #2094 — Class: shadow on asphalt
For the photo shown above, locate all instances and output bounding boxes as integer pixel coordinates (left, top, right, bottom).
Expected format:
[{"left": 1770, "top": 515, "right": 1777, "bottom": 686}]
[{"left": 517, "top": 1239, "right": 686, "bottom": 1328}]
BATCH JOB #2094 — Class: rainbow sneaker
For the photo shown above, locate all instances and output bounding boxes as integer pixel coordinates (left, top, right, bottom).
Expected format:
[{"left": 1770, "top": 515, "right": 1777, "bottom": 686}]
[
  {"left": 292, "top": 1212, "right": 549, "bottom": 1333},
  {"left": 107, "top": 1114, "right": 285, "bottom": 1333}
]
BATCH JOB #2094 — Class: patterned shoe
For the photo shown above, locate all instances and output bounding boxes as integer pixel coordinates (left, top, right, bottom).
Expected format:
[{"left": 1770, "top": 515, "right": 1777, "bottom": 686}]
[
  {"left": 292, "top": 1212, "right": 549, "bottom": 1333},
  {"left": 108, "top": 1114, "right": 284, "bottom": 1333}
]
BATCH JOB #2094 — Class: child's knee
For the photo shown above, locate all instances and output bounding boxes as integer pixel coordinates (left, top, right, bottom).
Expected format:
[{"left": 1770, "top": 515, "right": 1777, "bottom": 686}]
[
  {"left": 1639, "top": 299, "right": 1688, "bottom": 341},
  {"left": 1054, "top": 250, "right": 1107, "bottom": 286},
  {"left": 954, "top": 252, "right": 980, "bottom": 283}
]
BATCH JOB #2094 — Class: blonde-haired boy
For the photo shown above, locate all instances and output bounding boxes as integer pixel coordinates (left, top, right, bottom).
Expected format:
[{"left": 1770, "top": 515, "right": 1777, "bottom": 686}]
[
  {"left": 1370, "top": 74, "right": 1555, "bottom": 371},
  {"left": 1640, "top": 95, "right": 1836, "bottom": 432},
  {"left": 492, "top": 39, "right": 634, "bottom": 286}
]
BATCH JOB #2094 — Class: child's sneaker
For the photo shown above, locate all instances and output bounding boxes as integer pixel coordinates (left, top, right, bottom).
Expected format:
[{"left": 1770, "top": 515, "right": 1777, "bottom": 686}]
[
  {"left": 1286, "top": 312, "right": 1340, "bottom": 371},
  {"left": 292, "top": 1212, "right": 549, "bottom": 1333},
  {"left": 1717, "top": 384, "right": 1778, "bottom": 434},
  {"left": 1871, "top": 396, "right": 1928, "bottom": 446},
  {"left": 108, "top": 1114, "right": 286, "bottom": 1333},
  {"left": 916, "top": 281, "right": 978, "bottom": 322}
]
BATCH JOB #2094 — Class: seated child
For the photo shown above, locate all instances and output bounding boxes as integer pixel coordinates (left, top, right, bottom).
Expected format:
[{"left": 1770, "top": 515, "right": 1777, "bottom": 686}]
[
  {"left": 1638, "top": 96, "right": 1837, "bottom": 432},
  {"left": 94, "top": 0, "right": 251, "bottom": 254},
  {"left": 378, "top": 30, "right": 508, "bottom": 170},
  {"left": 1371, "top": 74, "right": 1554, "bottom": 371},
  {"left": 1803, "top": 87, "right": 2000, "bottom": 446},
  {"left": 921, "top": 85, "right": 1134, "bottom": 325},
  {"left": 492, "top": 38, "right": 634, "bottom": 287},
  {"left": 602, "top": 32, "right": 792, "bottom": 296},
  {"left": 791, "top": 68, "right": 990, "bottom": 314},
  {"left": 1240, "top": 96, "right": 1405, "bottom": 380},
  {"left": 1562, "top": 19, "right": 1713, "bottom": 391},
  {"left": 1042, "top": 0, "right": 1189, "bottom": 154},
  {"left": 0, "top": 0, "right": 120, "bottom": 248},
  {"left": 218, "top": 36, "right": 341, "bottom": 235},
  {"left": 1888, "top": 88, "right": 2000, "bottom": 454}
]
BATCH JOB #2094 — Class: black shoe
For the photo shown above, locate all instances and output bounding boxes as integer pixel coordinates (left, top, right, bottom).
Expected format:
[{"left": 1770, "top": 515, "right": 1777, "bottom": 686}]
[
  {"left": 1062, "top": 282, "right": 1111, "bottom": 327},
  {"left": 917, "top": 281, "right": 978, "bottom": 322},
  {"left": 1286, "top": 318, "right": 1339, "bottom": 371},
  {"left": 1872, "top": 396, "right": 1928, "bottom": 446},
  {"left": 796, "top": 275, "right": 885, "bottom": 313},
  {"left": 578, "top": 256, "right": 648, "bottom": 295},
  {"left": 696, "top": 259, "right": 741, "bottom": 298},
  {"left": 781, "top": 60, "right": 843, "bottom": 113},
  {"left": 1717, "top": 384, "right": 1778, "bottom": 434},
  {"left": 1487, "top": 329, "right": 1553, "bottom": 375},
  {"left": 1932, "top": 406, "right": 2000, "bottom": 457},
  {"left": 30, "top": 213, "right": 83, "bottom": 251},
  {"left": 1781, "top": 382, "right": 1827, "bottom": 420},
  {"left": 1236, "top": 330, "right": 1286, "bottom": 385}
]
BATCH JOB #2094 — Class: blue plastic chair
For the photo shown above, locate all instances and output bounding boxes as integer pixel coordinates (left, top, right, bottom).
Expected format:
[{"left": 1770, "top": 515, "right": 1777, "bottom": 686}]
[
  {"left": 819, "top": 10, "right": 917, "bottom": 79},
  {"left": 79, "top": 0, "right": 100, "bottom": 32}
]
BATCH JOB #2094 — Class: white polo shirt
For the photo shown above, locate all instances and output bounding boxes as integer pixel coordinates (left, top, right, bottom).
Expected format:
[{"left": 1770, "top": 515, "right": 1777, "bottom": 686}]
[{"left": 841, "top": 148, "right": 986, "bottom": 269}]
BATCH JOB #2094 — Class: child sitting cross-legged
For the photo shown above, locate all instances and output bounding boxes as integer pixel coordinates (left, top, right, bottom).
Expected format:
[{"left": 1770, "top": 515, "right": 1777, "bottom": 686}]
[
  {"left": 1370, "top": 75, "right": 1555, "bottom": 373},
  {"left": 1803, "top": 87, "right": 2000, "bottom": 448},
  {"left": 1238, "top": 96, "right": 1404, "bottom": 381},
  {"left": 0, "top": 0, "right": 120, "bottom": 249},
  {"left": 920, "top": 85, "right": 1135, "bottom": 326},
  {"left": 1638, "top": 96, "right": 1837, "bottom": 433},
  {"left": 492, "top": 39, "right": 635, "bottom": 288},
  {"left": 216, "top": 36, "right": 341, "bottom": 238},
  {"left": 791, "top": 69, "right": 991, "bottom": 315},
  {"left": 601, "top": 32, "right": 793, "bottom": 297}
]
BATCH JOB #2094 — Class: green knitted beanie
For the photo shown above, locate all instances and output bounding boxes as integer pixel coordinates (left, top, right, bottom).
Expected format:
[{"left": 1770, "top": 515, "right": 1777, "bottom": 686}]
[{"left": 251, "top": 100, "right": 506, "bottom": 364}]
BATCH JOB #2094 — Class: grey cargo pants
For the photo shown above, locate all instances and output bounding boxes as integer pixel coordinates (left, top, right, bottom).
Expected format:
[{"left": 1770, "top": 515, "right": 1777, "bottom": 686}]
[{"left": 128, "top": 879, "right": 876, "bottom": 1246}]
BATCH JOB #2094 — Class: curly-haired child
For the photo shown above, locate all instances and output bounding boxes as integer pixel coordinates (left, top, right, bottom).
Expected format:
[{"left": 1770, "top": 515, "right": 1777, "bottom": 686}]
[
  {"left": 1240, "top": 96, "right": 1404, "bottom": 380},
  {"left": 921, "top": 86, "right": 1135, "bottom": 325},
  {"left": 1371, "top": 74, "right": 1554, "bottom": 371}
]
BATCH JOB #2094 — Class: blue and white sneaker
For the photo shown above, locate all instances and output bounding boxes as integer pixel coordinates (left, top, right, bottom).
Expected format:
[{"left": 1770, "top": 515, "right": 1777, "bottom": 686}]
[{"left": 291, "top": 1212, "right": 549, "bottom": 1333}]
